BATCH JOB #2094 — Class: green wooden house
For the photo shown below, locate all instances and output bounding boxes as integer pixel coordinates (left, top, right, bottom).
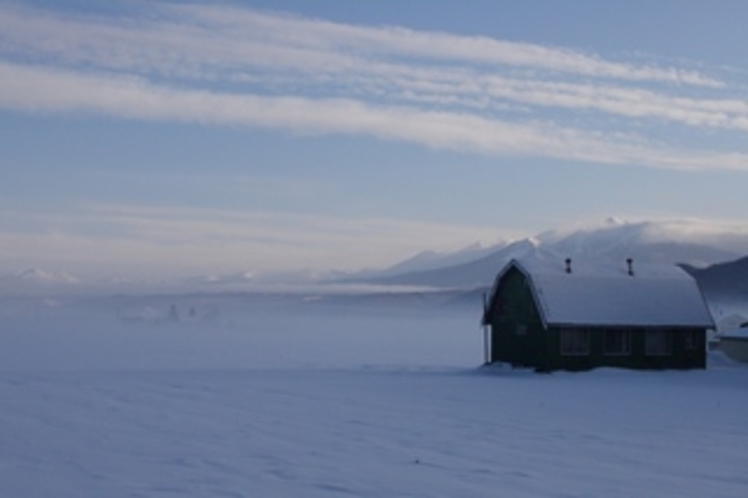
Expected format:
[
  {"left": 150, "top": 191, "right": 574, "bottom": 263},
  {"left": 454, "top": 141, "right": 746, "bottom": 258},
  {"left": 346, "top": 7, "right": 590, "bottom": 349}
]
[{"left": 481, "top": 257, "right": 714, "bottom": 371}]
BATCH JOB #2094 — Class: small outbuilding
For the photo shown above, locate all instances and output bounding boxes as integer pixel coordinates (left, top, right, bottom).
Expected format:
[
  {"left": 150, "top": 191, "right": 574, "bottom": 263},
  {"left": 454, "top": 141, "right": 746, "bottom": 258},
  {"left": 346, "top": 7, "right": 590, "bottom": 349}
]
[
  {"left": 718, "top": 327, "right": 748, "bottom": 363},
  {"left": 481, "top": 257, "right": 714, "bottom": 371}
]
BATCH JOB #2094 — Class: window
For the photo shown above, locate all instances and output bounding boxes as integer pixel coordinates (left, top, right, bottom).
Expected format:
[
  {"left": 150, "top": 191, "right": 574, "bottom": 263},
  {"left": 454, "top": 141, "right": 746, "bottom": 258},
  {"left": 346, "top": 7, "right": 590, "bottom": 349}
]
[
  {"left": 560, "top": 329, "right": 589, "bottom": 356},
  {"left": 645, "top": 330, "right": 672, "bottom": 356},
  {"left": 604, "top": 329, "right": 631, "bottom": 355},
  {"left": 684, "top": 330, "right": 701, "bottom": 350}
]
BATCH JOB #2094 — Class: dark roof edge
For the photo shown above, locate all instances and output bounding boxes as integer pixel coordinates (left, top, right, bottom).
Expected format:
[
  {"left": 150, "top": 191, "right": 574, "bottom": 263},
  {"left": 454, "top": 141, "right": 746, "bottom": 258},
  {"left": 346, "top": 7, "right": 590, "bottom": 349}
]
[{"left": 543, "top": 321, "right": 715, "bottom": 329}]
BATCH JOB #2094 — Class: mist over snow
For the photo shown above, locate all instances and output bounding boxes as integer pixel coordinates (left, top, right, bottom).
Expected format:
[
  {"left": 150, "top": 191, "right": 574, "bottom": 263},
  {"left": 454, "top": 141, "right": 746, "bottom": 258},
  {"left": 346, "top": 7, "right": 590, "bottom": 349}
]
[{"left": 1, "top": 289, "right": 747, "bottom": 496}]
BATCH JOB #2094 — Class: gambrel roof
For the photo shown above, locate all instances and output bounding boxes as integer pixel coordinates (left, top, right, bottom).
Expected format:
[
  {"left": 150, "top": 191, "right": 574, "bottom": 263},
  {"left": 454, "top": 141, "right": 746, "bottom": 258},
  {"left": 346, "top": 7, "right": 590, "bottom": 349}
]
[{"left": 486, "top": 256, "right": 715, "bottom": 329}]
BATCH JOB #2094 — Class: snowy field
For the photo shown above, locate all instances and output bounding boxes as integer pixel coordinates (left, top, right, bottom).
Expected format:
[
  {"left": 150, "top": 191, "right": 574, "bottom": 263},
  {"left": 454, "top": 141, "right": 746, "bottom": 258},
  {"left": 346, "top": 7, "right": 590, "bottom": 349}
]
[{"left": 1, "top": 294, "right": 747, "bottom": 497}]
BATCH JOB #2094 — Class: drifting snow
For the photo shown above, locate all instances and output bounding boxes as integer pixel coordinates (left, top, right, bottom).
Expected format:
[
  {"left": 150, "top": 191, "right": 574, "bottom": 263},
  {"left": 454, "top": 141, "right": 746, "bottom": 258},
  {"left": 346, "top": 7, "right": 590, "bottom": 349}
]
[{"left": 0, "top": 295, "right": 746, "bottom": 497}]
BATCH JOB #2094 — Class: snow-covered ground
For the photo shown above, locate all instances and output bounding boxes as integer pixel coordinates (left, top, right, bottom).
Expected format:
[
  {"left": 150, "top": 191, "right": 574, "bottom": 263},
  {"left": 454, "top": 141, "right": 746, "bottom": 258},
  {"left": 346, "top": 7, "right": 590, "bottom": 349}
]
[{"left": 1, "top": 295, "right": 746, "bottom": 497}]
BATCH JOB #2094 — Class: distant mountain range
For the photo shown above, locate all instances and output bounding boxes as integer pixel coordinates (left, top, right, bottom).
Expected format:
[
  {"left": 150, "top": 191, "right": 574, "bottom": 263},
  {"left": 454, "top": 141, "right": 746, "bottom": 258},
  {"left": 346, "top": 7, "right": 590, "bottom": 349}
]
[
  {"left": 13, "top": 268, "right": 80, "bottom": 284},
  {"left": 2, "top": 218, "right": 747, "bottom": 298},
  {"left": 339, "top": 218, "right": 748, "bottom": 289},
  {"left": 680, "top": 256, "right": 748, "bottom": 299},
  {"left": 347, "top": 242, "right": 507, "bottom": 279}
]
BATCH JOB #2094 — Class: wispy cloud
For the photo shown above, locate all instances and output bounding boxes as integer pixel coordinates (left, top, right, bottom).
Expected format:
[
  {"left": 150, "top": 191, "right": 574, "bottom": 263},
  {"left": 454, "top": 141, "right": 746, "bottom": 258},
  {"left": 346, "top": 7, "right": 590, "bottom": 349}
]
[
  {"left": 0, "top": 3, "right": 746, "bottom": 171},
  {"left": 0, "top": 3, "right": 722, "bottom": 87},
  {"left": 2, "top": 61, "right": 747, "bottom": 171}
]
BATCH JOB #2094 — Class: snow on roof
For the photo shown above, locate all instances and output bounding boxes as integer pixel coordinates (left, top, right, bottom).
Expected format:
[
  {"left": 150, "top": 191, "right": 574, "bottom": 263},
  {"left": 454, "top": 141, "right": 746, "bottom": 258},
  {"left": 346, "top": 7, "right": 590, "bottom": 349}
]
[{"left": 508, "top": 256, "right": 714, "bottom": 328}]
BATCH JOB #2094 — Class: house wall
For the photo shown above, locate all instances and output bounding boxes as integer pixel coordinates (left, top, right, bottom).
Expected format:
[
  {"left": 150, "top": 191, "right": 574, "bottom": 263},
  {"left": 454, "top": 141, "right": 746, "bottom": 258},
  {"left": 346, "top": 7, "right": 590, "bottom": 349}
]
[
  {"left": 544, "top": 327, "right": 707, "bottom": 371},
  {"left": 487, "top": 267, "right": 549, "bottom": 369}
]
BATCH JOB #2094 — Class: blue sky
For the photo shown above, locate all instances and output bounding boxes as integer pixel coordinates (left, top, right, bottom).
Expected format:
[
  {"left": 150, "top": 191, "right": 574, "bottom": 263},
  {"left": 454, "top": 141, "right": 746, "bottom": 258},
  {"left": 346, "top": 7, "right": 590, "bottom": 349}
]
[{"left": 1, "top": 0, "right": 748, "bottom": 279}]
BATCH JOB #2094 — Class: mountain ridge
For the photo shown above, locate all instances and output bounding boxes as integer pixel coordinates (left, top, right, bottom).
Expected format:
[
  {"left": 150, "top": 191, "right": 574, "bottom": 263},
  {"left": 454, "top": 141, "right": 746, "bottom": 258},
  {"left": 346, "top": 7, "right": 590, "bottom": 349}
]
[
  {"left": 342, "top": 219, "right": 748, "bottom": 289},
  {"left": 2, "top": 218, "right": 747, "bottom": 296}
]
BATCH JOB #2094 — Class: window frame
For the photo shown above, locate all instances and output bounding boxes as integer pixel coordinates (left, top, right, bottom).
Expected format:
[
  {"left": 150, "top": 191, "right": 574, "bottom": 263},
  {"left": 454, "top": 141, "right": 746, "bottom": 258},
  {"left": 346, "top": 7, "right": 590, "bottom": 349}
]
[
  {"left": 684, "top": 330, "right": 701, "bottom": 350},
  {"left": 604, "top": 328, "right": 632, "bottom": 356},
  {"left": 645, "top": 329, "right": 673, "bottom": 356},
  {"left": 560, "top": 328, "right": 590, "bottom": 356}
]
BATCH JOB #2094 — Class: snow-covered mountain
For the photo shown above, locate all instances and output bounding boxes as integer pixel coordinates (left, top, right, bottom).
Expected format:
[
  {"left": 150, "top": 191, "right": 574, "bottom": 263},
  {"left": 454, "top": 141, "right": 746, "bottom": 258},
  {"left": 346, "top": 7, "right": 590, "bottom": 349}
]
[
  {"left": 681, "top": 256, "right": 748, "bottom": 299},
  {"left": 14, "top": 268, "right": 80, "bottom": 284},
  {"left": 3, "top": 218, "right": 747, "bottom": 296},
  {"left": 346, "top": 242, "right": 507, "bottom": 280},
  {"left": 352, "top": 218, "right": 748, "bottom": 289},
  {"left": 0, "top": 268, "right": 83, "bottom": 297},
  {"left": 535, "top": 218, "right": 743, "bottom": 266},
  {"left": 188, "top": 271, "right": 254, "bottom": 286}
]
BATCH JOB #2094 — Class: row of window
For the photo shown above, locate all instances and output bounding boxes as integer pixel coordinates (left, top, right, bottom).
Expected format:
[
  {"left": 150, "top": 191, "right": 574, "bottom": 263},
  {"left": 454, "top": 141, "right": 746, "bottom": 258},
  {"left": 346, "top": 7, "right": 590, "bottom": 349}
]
[{"left": 560, "top": 329, "right": 701, "bottom": 356}]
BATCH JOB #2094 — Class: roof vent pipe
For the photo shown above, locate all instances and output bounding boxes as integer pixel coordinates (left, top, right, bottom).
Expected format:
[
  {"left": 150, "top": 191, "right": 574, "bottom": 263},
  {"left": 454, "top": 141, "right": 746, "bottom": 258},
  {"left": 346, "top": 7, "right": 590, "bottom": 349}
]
[
  {"left": 565, "top": 258, "right": 572, "bottom": 274},
  {"left": 626, "top": 258, "right": 634, "bottom": 276}
]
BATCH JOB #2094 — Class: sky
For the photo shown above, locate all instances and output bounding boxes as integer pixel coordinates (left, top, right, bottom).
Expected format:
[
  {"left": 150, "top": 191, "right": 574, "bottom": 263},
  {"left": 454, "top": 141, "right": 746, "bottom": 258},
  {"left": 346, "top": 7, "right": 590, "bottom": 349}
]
[{"left": 1, "top": 0, "right": 748, "bottom": 280}]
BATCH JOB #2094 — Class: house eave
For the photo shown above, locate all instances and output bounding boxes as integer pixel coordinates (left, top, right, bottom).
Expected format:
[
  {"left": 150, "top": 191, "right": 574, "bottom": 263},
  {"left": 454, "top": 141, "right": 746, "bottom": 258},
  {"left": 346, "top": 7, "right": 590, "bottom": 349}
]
[{"left": 544, "top": 321, "right": 714, "bottom": 330}]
